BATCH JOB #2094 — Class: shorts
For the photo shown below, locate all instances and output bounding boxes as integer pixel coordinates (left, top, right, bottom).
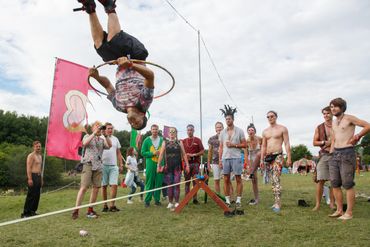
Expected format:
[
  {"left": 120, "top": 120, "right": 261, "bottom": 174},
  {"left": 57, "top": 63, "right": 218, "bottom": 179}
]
[
  {"left": 222, "top": 158, "right": 243, "bottom": 176},
  {"left": 316, "top": 154, "right": 330, "bottom": 181},
  {"left": 101, "top": 165, "right": 119, "bottom": 186},
  {"left": 211, "top": 164, "right": 221, "bottom": 180},
  {"left": 95, "top": 30, "right": 148, "bottom": 62},
  {"left": 329, "top": 147, "right": 356, "bottom": 189},
  {"left": 81, "top": 163, "right": 102, "bottom": 188}
]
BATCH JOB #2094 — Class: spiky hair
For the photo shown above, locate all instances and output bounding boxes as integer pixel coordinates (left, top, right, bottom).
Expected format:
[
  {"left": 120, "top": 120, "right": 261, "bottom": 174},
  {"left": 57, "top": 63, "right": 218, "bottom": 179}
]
[{"left": 220, "top": 105, "right": 237, "bottom": 119}]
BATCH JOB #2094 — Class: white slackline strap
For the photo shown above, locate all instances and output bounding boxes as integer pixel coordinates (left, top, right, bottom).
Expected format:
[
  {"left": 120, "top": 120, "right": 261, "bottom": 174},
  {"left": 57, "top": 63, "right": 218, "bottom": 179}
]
[
  {"left": 43, "top": 181, "right": 76, "bottom": 194},
  {"left": 0, "top": 178, "right": 195, "bottom": 227}
]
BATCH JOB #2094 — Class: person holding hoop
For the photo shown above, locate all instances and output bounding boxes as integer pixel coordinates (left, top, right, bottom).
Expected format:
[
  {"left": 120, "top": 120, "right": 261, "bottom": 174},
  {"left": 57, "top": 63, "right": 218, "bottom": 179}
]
[{"left": 76, "top": 0, "right": 153, "bottom": 130}]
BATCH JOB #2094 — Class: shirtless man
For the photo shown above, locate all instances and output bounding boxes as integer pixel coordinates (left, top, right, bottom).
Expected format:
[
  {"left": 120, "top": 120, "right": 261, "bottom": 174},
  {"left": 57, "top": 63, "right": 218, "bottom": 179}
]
[
  {"left": 21, "top": 141, "right": 43, "bottom": 218},
  {"left": 328, "top": 98, "right": 370, "bottom": 220},
  {"left": 261, "top": 111, "right": 291, "bottom": 213},
  {"left": 244, "top": 123, "right": 262, "bottom": 205},
  {"left": 312, "top": 106, "right": 335, "bottom": 211}
]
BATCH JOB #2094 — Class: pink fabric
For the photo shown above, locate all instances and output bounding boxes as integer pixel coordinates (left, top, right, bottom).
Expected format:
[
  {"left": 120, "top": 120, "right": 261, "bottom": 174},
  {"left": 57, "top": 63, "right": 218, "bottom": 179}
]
[{"left": 46, "top": 58, "right": 90, "bottom": 160}]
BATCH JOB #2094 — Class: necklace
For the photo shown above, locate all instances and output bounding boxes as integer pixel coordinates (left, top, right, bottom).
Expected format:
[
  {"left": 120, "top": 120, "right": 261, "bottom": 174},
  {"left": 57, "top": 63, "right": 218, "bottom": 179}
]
[
  {"left": 336, "top": 115, "right": 344, "bottom": 126},
  {"left": 186, "top": 137, "right": 195, "bottom": 148}
]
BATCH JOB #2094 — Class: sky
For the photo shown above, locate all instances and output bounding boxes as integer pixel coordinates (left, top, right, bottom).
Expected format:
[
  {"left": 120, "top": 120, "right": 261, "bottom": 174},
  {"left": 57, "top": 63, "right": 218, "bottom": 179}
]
[{"left": 0, "top": 0, "right": 369, "bottom": 155}]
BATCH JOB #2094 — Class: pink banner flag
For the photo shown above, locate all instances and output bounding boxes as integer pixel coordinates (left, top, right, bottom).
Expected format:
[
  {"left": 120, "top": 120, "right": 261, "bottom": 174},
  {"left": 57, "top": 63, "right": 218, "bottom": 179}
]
[{"left": 46, "top": 58, "right": 90, "bottom": 160}]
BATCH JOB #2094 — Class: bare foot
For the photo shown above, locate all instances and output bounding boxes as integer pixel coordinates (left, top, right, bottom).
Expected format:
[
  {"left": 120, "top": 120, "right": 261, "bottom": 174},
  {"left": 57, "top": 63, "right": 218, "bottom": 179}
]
[
  {"left": 328, "top": 211, "right": 343, "bottom": 217},
  {"left": 312, "top": 205, "right": 320, "bottom": 211}
]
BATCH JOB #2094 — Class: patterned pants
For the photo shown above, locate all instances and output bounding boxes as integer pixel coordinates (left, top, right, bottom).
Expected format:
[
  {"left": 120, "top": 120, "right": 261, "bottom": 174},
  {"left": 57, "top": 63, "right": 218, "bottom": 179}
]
[
  {"left": 266, "top": 155, "right": 283, "bottom": 205},
  {"left": 165, "top": 168, "right": 182, "bottom": 202},
  {"left": 184, "top": 163, "right": 199, "bottom": 197}
]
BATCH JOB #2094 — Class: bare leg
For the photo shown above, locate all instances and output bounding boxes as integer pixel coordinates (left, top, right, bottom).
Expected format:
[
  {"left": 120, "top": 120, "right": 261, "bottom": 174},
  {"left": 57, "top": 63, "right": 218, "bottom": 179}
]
[
  {"left": 344, "top": 188, "right": 355, "bottom": 217},
  {"left": 102, "top": 185, "right": 108, "bottom": 207},
  {"left": 214, "top": 179, "right": 220, "bottom": 194},
  {"left": 312, "top": 180, "right": 325, "bottom": 211},
  {"left": 89, "top": 186, "right": 100, "bottom": 204},
  {"left": 331, "top": 187, "right": 343, "bottom": 215},
  {"left": 110, "top": 185, "right": 118, "bottom": 207},
  {"left": 107, "top": 13, "right": 121, "bottom": 41},
  {"left": 88, "top": 13, "right": 105, "bottom": 49},
  {"left": 235, "top": 175, "right": 243, "bottom": 197},
  {"left": 252, "top": 171, "right": 259, "bottom": 202},
  {"left": 223, "top": 174, "right": 230, "bottom": 196},
  {"left": 329, "top": 187, "right": 335, "bottom": 209},
  {"left": 249, "top": 152, "right": 261, "bottom": 174},
  {"left": 75, "top": 187, "right": 88, "bottom": 207}
]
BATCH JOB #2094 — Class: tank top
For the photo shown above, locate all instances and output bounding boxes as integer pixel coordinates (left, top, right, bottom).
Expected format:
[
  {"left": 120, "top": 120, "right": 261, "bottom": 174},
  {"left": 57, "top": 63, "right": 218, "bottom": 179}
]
[{"left": 165, "top": 140, "right": 182, "bottom": 172}]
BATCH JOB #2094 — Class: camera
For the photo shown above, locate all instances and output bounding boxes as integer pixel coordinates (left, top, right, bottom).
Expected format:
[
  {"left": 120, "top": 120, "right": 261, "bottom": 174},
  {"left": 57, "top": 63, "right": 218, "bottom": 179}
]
[{"left": 99, "top": 125, "right": 106, "bottom": 130}]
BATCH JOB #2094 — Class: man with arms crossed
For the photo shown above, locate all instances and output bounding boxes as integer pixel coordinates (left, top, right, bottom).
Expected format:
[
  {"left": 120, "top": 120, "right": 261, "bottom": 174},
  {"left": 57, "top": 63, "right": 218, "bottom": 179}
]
[
  {"left": 261, "top": 111, "right": 291, "bottom": 213},
  {"left": 183, "top": 124, "right": 205, "bottom": 204},
  {"left": 207, "top": 122, "right": 224, "bottom": 194},
  {"left": 328, "top": 98, "right": 370, "bottom": 220},
  {"left": 21, "top": 141, "right": 43, "bottom": 218},
  {"left": 219, "top": 105, "right": 247, "bottom": 208},
  {"left": 312, "top": 106, "right": 335, "bottom": 211},
  {"left": 101, "top": 123, "right": 124, "bottom": 212}
]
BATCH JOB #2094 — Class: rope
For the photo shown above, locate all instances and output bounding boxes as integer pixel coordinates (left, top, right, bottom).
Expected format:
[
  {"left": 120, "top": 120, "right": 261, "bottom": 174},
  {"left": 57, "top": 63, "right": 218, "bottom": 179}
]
[
  {"left": 43, "top": 181, "right": 76, "bottom": 194},
  {"left": 0, "top": 177, "right": 195, "bottom": 227},
  {"left": 88, "top": 59, "right": 175, "bottom": 99}
]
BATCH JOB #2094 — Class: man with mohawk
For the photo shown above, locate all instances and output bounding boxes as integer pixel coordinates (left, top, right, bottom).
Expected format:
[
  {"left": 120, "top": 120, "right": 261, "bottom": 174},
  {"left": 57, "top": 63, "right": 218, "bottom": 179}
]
[{"left": 218, "top": 105, "right": 247, "bottom": 208}]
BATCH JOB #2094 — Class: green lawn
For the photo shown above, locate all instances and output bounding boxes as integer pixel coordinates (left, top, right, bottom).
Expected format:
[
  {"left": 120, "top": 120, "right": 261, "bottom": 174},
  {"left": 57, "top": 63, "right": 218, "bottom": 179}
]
[{"left": 1, "top": 173, "right": 370, "bottom": 247}]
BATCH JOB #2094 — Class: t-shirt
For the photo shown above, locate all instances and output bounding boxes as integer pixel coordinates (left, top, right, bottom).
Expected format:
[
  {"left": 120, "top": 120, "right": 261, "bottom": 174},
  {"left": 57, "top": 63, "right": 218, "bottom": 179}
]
[
  {"left": 107, "top": 67, "right": 153, "bottom": 113},
  {"left": 219, "top": 126, "right": 245, "bottom": 159},
  {"left": 208, "top": 134, "right": 220, "bottom": 164},
  {"left": 102, "top": 135, "right": 121, "bottom": 166},
  {"left": 182, "top": 137, "right": 204, "bottom": 164},
  {"left": 126, "top": 155, "right": 138, "bottom": 172}
]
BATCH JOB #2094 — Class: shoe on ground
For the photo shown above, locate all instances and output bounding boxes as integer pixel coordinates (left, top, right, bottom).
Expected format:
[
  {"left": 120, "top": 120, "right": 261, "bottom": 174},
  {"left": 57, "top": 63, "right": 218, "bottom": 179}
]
[
  {"left": 109, "top": 206, "right": 120, "bottom": 212},
  {"left": 77, "top": 0, "right": 96, "bottom": 14},
  {"left": 102, "top": 206, "right": 109, "bottom": 212},
  {"left": 86, "top": 210, "right": 99, "bottom": 218},
  {"left": 21, "top": 213, "right": 31, "bottom": 218},
  {"left": 193, "top": 199, "right": 200, "bottom": 205},
  {"left": 338, "top": 214, "right": 353, "bottom": 220},
  {"left": 97, "top": 0, "right": 116, "bottom": 13},
  {"left": 167, "top": 203, "right": 174, "bottom": 209},
  {"left": 272, "top": 207, "right": 281, "bottom": 213},
  {"left": 154, "top": 201, "right": 162, "bottom": 206},
  {"left": 127, "top": 199, "right": 134, "bottom": 204},
  {"left": 175, "top": 203, "right": 179, "bottom": 208},
  {"left": 249, "top": 199, "right": 258, "bottom": 205},
  {"left": 71, "top": 210, "right": 79, "bottom": 220},
  {"left": 144, "top": 202, "right": 150, "bottom": 208},
  {"left": 226, "top": 202, "right": 232, "bottom": 208}
]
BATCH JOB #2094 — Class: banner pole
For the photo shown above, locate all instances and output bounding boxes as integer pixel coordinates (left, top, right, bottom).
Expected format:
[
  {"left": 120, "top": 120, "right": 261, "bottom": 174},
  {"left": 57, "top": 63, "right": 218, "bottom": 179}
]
[{"left": 41, "top": 57, "right": 59, "bottom": 179}]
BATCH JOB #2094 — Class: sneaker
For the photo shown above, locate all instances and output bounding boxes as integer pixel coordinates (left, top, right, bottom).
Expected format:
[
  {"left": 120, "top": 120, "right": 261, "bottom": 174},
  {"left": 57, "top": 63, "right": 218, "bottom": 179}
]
[
  {"left": 174, "top": 203, "right": 179, "bottom": 208},
  {"left": 167, "top": 203, "right": 174, "bottom": 209},
  {"left": 193, "top": 199, "right": 200, "bottom": 205},
  {"left": 144, "top": 202, "right": 150, "bottom": 208},
  {"left": 21, "top": 213, "right": 31, "bottom": 218},
  {"left": 86, "top": 210, "right": 99, "bottom": 218},
  {"left": 127, "top": 199, "right": 134, "bottom": 204},
  {"left": 154, "top": 201, "right": 162, "bottom": 206},
  {"left": 272, "top": 207, "right": 281, "bottom": 213},
  {"left": 71, "top": 210, "right": 79, "bottom": 220},
  {"left": 249, "top": 199, "right": 258, "bottom": 205},
  {"left": 97, "top": 0, "right": 116, "bottom": 13},
  {"left": 77, "top": 0, "right": 96, "bottom": 14},
  {"left": 109, "top": 206, "right": 120, "bottom": 212},
  {"left": 102, "top": 205, "right": 109, "bottom": 212}
]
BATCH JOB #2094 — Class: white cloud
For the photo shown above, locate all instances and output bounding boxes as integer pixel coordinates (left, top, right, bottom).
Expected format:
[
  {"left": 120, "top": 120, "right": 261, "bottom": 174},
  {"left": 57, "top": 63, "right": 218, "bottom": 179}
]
[{"left": 0, "top": 0, "right": 369, "bottom": 155}]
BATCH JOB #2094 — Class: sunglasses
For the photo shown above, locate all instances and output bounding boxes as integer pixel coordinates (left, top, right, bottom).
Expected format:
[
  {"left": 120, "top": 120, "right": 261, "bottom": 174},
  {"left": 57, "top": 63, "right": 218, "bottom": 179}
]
[
  {"left": 266, "top": 115, "right": 275, "bottom": 119},
  {"left": 169, "top": 130, "right": 176, "bottom": 134}
]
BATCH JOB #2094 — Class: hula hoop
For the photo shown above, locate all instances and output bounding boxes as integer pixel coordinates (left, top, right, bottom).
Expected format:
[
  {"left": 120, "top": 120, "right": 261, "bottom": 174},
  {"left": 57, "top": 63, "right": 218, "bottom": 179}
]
[{"left": 87, "top": 59, "right": 175, "bottom": 99}]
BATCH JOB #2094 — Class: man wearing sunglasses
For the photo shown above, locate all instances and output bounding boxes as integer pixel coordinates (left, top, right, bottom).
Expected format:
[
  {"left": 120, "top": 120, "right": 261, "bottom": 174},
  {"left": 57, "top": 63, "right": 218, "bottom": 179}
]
[{"left": 261, "top": 111, "right": 291, "bottom": 213}]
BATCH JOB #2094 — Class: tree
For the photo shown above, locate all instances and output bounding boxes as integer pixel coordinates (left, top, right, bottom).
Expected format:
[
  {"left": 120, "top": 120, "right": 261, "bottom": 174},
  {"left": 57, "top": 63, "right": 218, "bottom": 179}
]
[
  {"left": 360, "top": 133, "right": 370, "bottom": 155},
  {"left": 291, "top": 144, "right": 312, "bottom": 163}
]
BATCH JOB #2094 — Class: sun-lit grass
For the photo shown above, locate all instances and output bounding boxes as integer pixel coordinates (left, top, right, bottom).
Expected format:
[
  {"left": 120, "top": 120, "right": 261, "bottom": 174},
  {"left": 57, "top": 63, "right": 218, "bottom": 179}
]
[{"left": 1, "top": 172, "right": 370, "bottom": 247}]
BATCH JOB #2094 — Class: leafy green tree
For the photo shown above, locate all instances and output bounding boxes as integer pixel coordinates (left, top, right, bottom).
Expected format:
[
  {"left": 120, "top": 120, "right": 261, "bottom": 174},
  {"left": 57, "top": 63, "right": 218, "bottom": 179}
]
[
  {"left": 360, "top": 133, "right": 370, "bottom": 155},
  {"left": 291, "top": 144, "right": 312, "bottom": 163}
]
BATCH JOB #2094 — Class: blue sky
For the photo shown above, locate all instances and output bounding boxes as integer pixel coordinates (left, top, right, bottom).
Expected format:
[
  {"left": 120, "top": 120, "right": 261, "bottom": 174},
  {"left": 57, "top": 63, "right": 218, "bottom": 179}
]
[{"left": 0, "top": 0, "right": 369, "bottom": 154}]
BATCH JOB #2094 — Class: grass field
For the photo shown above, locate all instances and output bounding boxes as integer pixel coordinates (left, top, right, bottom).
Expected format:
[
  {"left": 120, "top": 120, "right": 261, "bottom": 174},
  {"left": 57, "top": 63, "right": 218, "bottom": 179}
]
[{"left": 1, "top": 172, "right": 370, "bottom": 247}]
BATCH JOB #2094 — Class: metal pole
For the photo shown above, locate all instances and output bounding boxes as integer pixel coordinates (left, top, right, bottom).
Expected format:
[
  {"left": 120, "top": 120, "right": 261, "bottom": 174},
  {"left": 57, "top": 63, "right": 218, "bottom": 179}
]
[
  {"left": 41, "top": 57, "right": 59, "bottom": 179},
  {"left": 198, "top": 30, "right": 203, "bottom": 164}
]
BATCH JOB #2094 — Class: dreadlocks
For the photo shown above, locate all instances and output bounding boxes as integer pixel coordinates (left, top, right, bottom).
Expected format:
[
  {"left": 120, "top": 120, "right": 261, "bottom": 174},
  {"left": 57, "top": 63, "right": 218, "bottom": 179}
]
[{"left": 220, "top": 105, "right": 237, "bottom": 119}]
